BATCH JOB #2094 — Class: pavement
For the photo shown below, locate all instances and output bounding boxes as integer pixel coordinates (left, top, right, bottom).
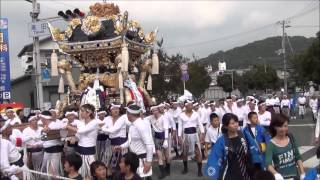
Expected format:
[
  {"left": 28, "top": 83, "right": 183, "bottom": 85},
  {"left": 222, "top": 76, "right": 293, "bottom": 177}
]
[{"left": 150, "top": 110, "right": 319, "bottom": 180}]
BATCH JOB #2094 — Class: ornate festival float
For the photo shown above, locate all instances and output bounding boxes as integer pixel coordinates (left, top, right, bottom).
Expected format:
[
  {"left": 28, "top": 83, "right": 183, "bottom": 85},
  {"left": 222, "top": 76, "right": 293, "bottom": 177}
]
[
  {"left": 49, "top": 2, "right": 159, "bottom": 115},
  {"left": 1, "top": 2, "right": 160, "bottom": 141}
]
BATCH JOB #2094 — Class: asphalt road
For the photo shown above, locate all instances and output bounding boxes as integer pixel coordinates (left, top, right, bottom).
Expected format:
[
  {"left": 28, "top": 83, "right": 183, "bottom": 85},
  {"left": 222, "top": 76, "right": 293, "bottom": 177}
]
[{"left": 150, "top": 110, "right": 318, "bottom": 180}]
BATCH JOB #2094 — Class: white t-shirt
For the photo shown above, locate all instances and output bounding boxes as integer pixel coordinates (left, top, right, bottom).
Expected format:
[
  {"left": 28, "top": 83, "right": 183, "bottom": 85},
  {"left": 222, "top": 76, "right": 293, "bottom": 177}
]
[
  {"left": 205, "top": 125, "right": 221, "bottom": 144},
  {"left": 298, "top": 97, "right": 306, "bottom": 105},
  {"left": 258, "top": 111, "right": 272, "bottom": 127},
  {"left": 76, "top": 119, "right": 99, "bottom": 147}
]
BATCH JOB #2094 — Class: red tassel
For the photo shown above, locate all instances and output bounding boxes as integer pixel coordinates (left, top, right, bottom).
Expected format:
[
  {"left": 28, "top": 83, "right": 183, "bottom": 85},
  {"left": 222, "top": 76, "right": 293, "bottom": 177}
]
[{"left": 16, "top": 138, "right": 22, "bottom": 147}]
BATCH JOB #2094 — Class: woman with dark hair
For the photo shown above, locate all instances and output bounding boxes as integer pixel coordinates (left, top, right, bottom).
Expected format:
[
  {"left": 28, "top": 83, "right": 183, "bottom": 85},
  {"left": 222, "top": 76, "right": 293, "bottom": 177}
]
[
  {"left": 66, "top": 104, "right": 99, "bottom": 179},
  {"left": 90, "top": 161, "right": 112, "bottom": 180},
  {"left": 205, "top": 113, "right": 262, "bottom": 180},
  {"left": 266, "top": 114, "right": 305, "bottom": 180}
]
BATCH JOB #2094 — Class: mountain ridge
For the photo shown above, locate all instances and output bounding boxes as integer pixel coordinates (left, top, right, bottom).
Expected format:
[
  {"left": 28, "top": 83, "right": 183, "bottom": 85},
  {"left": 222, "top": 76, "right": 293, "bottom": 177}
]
[{"left": 198, "top": 36, "right": 315, "bottom": 70}]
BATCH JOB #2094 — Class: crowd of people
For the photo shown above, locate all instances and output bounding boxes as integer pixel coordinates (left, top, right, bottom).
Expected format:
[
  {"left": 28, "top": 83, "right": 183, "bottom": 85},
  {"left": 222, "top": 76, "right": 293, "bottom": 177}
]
[{"left": 0, "top": 93, "right": 319, "bottom": 180}]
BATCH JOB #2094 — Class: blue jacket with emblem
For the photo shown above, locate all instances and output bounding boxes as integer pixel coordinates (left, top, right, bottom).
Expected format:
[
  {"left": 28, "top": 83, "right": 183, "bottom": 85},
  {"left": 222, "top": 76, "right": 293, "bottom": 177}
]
[{"left": 204, "top": 130, "right": 263, "bottom": 180}]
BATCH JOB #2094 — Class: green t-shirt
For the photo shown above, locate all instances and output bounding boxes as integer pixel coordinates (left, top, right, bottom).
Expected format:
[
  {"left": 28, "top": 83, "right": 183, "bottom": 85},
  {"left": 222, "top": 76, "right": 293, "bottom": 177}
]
[{"left": 265, "top": 136, "right": 301, "bottom": 178}]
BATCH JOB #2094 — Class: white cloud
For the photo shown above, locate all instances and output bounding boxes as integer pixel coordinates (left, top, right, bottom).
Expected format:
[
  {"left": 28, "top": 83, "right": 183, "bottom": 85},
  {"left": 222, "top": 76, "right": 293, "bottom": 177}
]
[
  {"left": 111, "top": 1, "right": 236, "bottom": 29},
  {"left": 242, "top": 11, "right": 272, "bottom": 28}
]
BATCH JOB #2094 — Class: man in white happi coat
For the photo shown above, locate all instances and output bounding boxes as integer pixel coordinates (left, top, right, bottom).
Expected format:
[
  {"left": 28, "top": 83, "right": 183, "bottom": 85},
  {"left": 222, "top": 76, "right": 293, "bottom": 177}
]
[
  {"left": 178, "top": 100, "right": 204, "bottom": 177},
  {"left": 22, "top": 114, "right": 44, "bottom": 178},
  {"left": 0, "top": 107, "right": 21, "bottom": 133},
  {"left": 170, "top": 101, "right": 182, "bottom": 159},
  {"left": 298, "top": 93, "right": 307, "bottom": 120},
  {"left": 280, "top": 95, "right": 291, "bottom": 118},
  {"left": 233, "top": 98, "right": 247, "bottom": 128},
  {"left": 116, "top": 104, "right": 154, "bottom": 179},
  {"left": 309, "top": 95, "right": 318, "bottom": 122}
]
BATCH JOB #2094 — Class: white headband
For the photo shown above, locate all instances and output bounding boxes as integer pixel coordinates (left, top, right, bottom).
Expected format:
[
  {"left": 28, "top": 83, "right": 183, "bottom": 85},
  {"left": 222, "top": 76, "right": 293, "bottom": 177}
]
[
  {"left": 49, "top": 109, "right": 58, "bottom": 114},
  {"left": 236, "top": 98, "right": 244, "bottom": 103},
  {"left": 34, "top": 110, "right": 41, "bottom": 114},
  {"left": 5, "top": 109, "right": 14, "bottom": 113},
  {"left": 150, "top": 106, "right": 158, "bottom": 111},
  {"left": 126, "top": 107, "right": 141, "bottom": 114},
  {"left": 97, "top": 111, "right": 107, "bottom": 115},
  {"left": 28, "top": 115, "right": 38, "bottom": 122},
  {"left": 157, "top": 103, "right": 165, "bottom": 108},
  {"left": 39, "top": 114, "right": 52, "bottom": 120},
  {"left": 110, "top": 104, "right": 121, "bottom": 110},
  {"left": 65, "top": 111, "right": 78, "bottom": 116},
  {"left": 258, "top": 102, "right": 266, "bottom": 106},
  {"left": 185, "top": 100, "right": 193, "bottom": 105}
]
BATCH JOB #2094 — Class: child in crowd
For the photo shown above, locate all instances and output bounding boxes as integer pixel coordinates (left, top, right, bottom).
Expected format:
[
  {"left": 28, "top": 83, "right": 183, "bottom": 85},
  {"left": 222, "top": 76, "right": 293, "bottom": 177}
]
[
  {"left": 243, "top": 112, "right": 270, "bottom": 168},
  {"left": 90, "top": 161, "right": 112, "bottom": 180},
  {"left": 64, "top": 154, "right": 83, "bottom": 180},
  {"left": 119, "top": 152, "right": 142, "bottom": 180},
  {"left": 204, "top": 113, "right": 221, "bottom": 157}
]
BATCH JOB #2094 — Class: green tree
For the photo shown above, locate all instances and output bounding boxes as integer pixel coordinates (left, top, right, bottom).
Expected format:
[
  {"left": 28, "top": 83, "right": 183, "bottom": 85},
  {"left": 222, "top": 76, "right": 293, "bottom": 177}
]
[
  {"left": 185, "top": 62, "right": 211, "bottom": 98},
  {"left": 217, "top": 74, "right": 233, "bottom": 94},
  {"left": 291, "top": 31, "right": 320, "bottom": 86},
  {"left": 242, "top": 65, "right": 280, "bottom": 91},
  {"left": 151, "top": 40, "right": 211, "bottom": 101}
]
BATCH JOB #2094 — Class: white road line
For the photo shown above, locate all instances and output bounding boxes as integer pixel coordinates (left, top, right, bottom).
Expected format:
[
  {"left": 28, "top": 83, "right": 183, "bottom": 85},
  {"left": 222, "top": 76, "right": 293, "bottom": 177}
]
[
  {"left": 299, "top": 146, "right": 315, "bottom": 154},
  {"left": 303, "top": 155, "right": 319, "bottom": 168},
  {"left": 289, "top": 124, "right": 315, "bottom": 127}
]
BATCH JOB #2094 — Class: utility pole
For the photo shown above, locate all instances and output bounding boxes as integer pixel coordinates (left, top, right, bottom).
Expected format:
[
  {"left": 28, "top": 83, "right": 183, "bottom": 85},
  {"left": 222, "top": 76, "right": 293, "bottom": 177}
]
[
  {"left": 279, "top": 20, "right": 290, "bottom": 95},
  {"left": 30, "top": 0, "right": 43, "bottom": 109}
]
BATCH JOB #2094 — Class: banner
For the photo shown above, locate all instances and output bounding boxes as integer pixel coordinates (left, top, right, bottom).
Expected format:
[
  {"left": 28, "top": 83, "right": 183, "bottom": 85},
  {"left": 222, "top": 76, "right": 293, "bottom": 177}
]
[
  {"left": 180, "top": 63, "right": 189, "bottom": 82},
  {"left": 0, "top": 18, "right": 11, "bottom": 102}
]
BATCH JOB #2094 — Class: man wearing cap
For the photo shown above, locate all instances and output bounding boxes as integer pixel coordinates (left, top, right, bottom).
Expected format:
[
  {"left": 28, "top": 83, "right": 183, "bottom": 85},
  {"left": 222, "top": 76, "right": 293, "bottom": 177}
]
[
  {"left": 280, "top": 95, "right": 290, "bottom": 118},
  {"left": 116, "top": 104, "right": 154, "bottom": 179},
  {"left": 178, "top": 100, "right": 205, "bottom": 176},
  {"left": 22, "top": 113, "right": 43, "bottom": 177},
  {"left": 145, "top": 105, "right": 168, "bottom": 179},
  {"left": 101, "top": 103, "right": 127, "bottom": 173},
  {"left": 257, "top": 101, "right": 272, "bottom": 130}
]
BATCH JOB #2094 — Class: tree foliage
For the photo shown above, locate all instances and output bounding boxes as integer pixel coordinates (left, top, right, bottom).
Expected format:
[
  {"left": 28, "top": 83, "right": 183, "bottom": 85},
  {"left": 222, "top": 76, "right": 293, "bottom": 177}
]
[
  {"left": 151, "top": 40, "right": 211, "bottom": 101},
  {"left": 291, "top": 32, "right": 320, "bottom": 86},
  {"left": 217, "top": 65, "right": 280, "bottom": 96},
  {"left": 217, "top": 74, "right": 233, "bottom": 93},
  {"left": 242, "top": 65, "right": 280, "bottom": 91}
]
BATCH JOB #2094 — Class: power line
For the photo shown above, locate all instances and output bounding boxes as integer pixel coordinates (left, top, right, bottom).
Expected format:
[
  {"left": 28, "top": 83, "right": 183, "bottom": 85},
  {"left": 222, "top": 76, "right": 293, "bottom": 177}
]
[
  {"left": 163, "top": 4, "right": 319, "bottom": 49},
  {"left": 290, "top": 25, "right": 320, "bottom": 28}
]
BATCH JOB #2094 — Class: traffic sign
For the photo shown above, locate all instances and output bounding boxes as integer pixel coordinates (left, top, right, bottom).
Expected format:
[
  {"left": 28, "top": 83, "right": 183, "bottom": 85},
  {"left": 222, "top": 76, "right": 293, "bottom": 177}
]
[{"left": 28, "top": 21, "right": 50, "bottom": 37}]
